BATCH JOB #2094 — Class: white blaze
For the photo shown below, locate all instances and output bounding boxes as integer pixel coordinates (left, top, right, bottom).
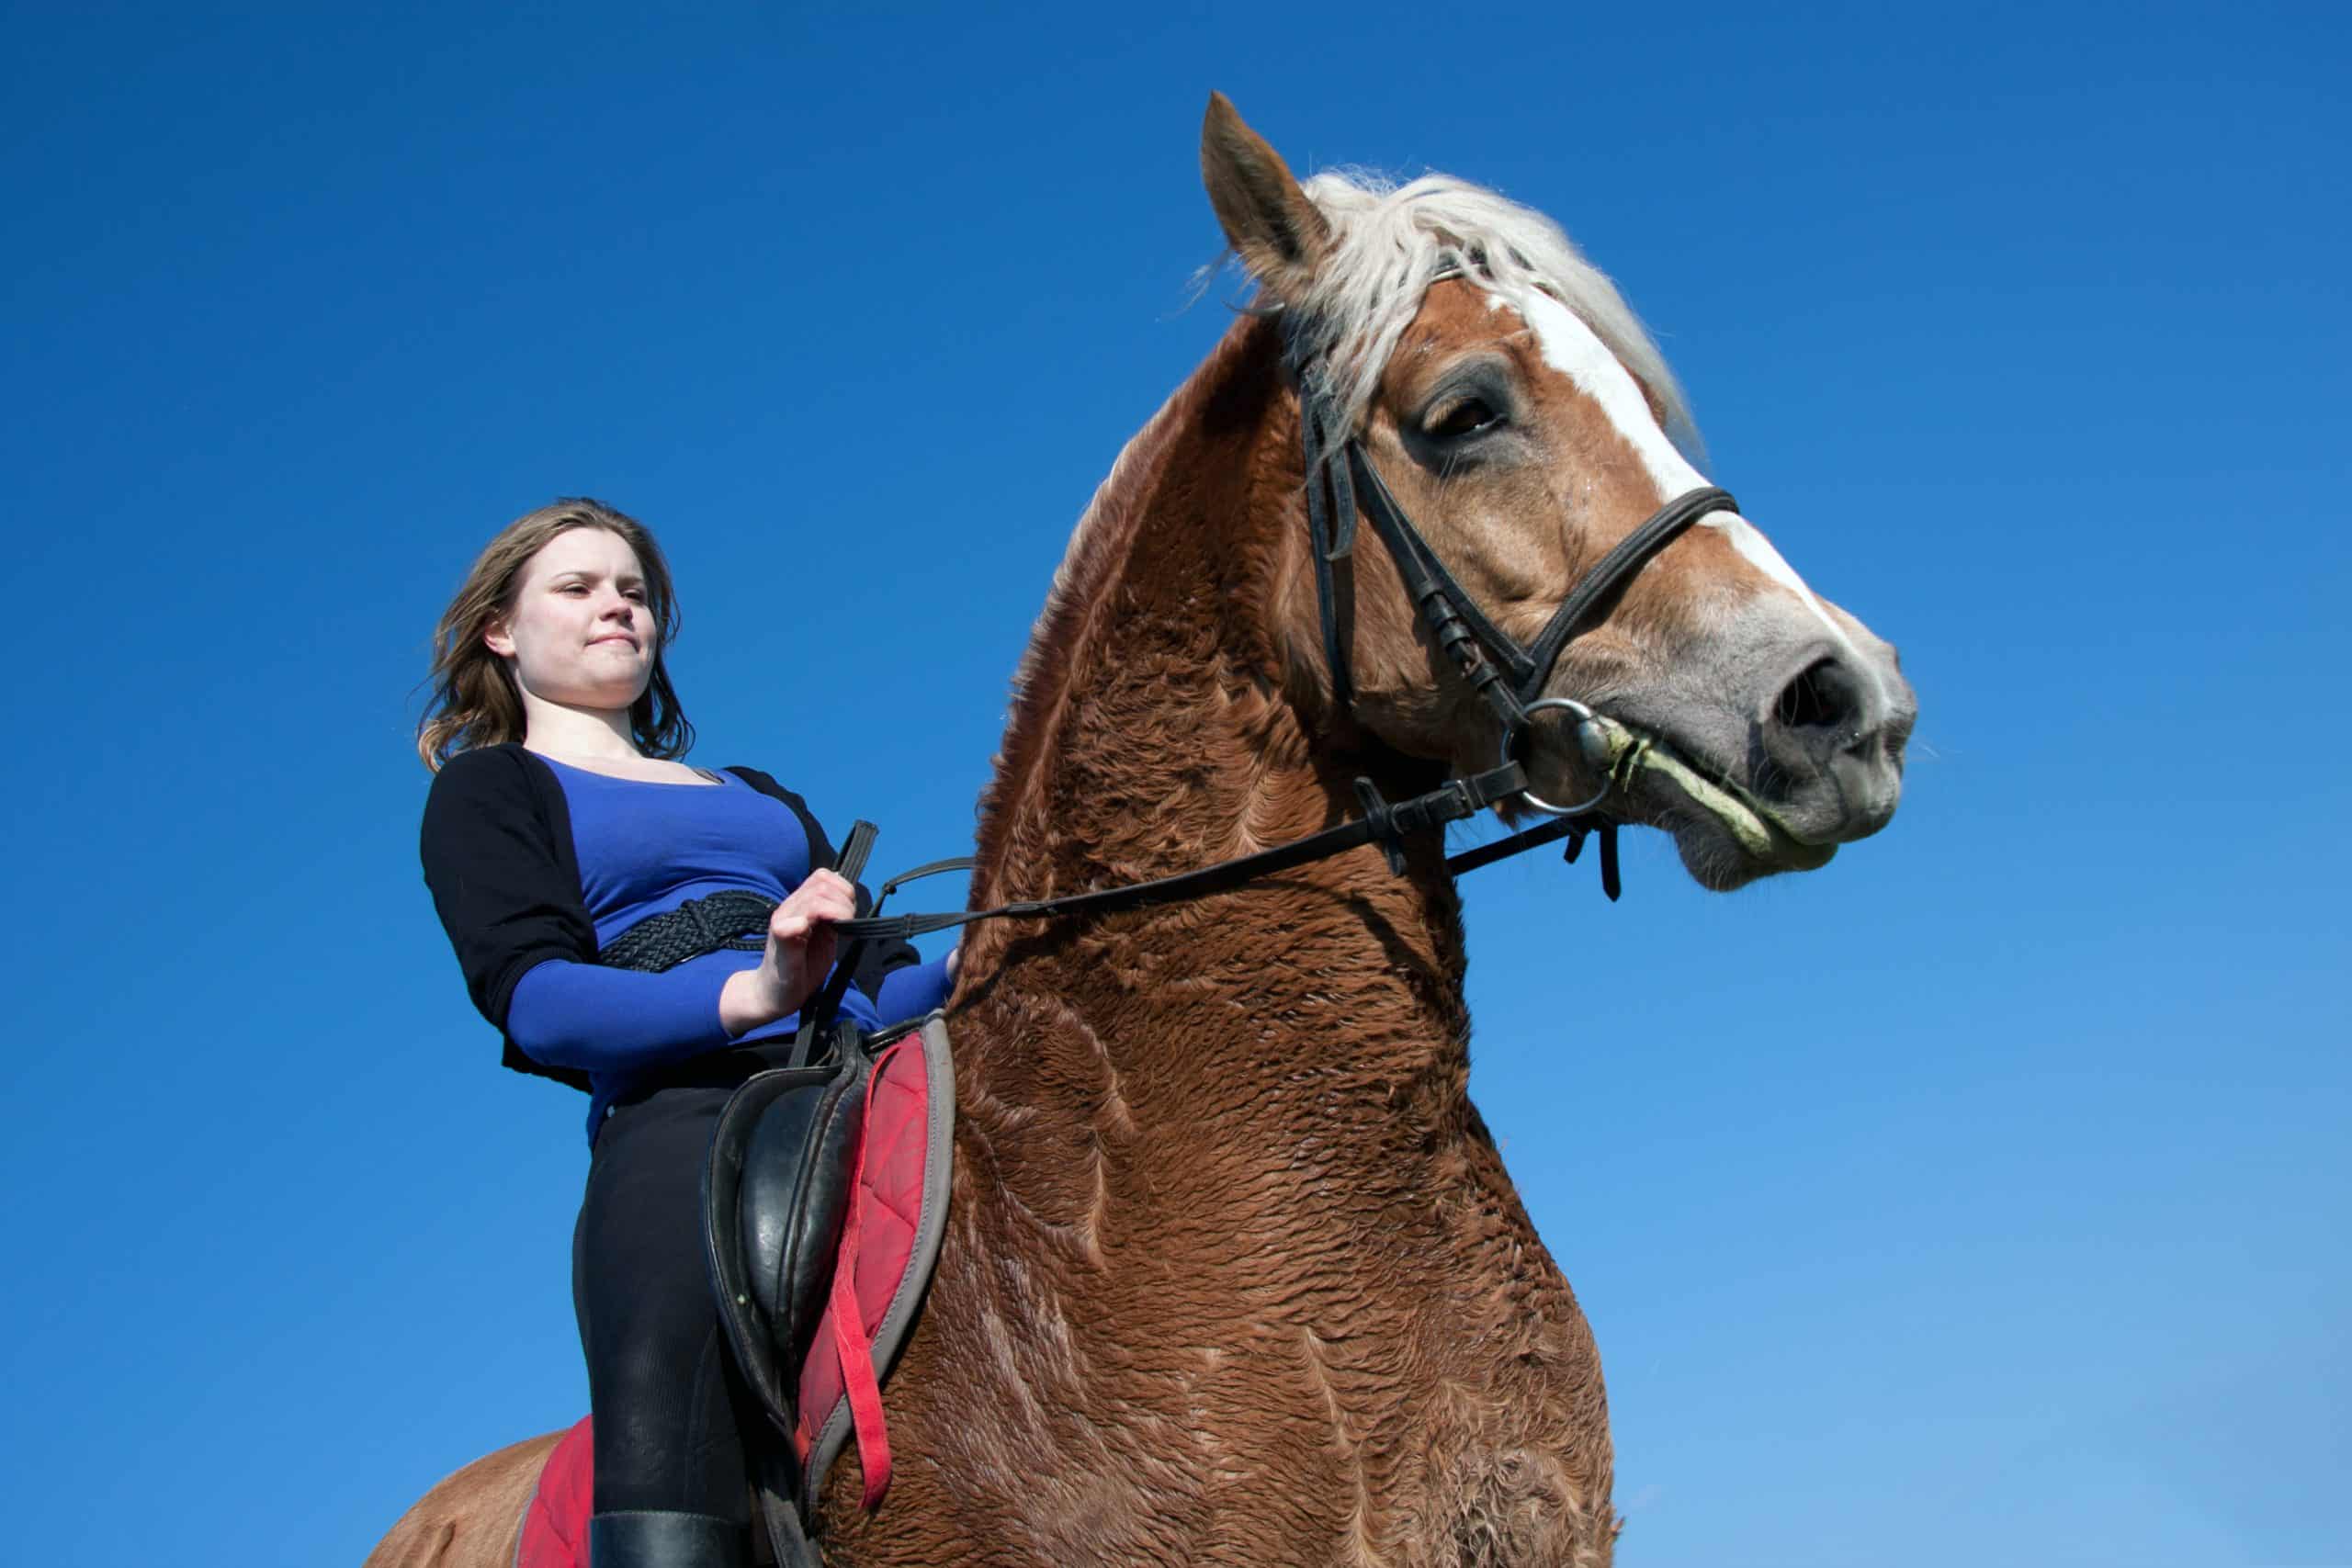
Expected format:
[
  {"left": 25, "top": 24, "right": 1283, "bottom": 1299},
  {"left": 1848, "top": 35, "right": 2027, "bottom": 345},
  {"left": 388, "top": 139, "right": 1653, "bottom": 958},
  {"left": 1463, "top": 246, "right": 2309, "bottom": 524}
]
[{"left": 1507, "top": 289, "right": 1870, "bottom": 671}]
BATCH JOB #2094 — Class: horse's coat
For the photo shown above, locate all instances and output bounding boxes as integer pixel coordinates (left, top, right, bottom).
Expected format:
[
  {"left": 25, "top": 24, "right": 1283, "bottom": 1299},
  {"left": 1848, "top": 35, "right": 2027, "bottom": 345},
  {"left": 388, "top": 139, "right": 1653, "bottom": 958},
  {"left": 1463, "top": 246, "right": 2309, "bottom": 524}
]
[{"left": 368, "top": 95, "right": 1912, "bottom": 1568}]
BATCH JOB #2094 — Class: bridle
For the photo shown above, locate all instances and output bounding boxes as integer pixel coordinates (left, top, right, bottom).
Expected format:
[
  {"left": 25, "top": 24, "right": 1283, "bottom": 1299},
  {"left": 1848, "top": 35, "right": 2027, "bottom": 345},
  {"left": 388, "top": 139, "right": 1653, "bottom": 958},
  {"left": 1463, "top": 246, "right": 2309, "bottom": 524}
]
[
  {"left": 1283, "top": 308, "right": 1736, "bottom": 821},
  {"left": 830, "top": 297, "right": 1734, "bottom": 952}
]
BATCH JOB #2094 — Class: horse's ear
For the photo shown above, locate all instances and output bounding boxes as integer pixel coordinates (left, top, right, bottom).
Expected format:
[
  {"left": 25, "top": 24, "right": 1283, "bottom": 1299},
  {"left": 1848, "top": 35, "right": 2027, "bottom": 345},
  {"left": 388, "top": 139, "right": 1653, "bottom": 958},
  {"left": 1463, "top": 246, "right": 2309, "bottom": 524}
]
[{"left": 1201, "top": 92, "right": 1331, "bottom": 300}]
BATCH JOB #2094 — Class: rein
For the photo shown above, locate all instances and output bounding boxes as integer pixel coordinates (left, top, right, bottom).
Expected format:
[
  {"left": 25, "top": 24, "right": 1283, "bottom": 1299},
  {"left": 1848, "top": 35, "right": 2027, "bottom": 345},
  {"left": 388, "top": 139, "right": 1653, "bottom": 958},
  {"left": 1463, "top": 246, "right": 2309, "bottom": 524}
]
[
  {"left": 838, "top": 761, "right": 1539, "bottom": 947},
  {"left": 834, "top": 304, "right": 1732, "bottom": 947}
]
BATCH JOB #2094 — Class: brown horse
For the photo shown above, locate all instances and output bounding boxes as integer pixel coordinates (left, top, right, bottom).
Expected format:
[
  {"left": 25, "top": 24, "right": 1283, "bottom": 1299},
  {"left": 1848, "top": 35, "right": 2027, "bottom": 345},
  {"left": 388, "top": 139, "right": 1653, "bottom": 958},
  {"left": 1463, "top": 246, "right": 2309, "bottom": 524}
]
[{"left": 368, "top": 96, "right": 1913, "bottom": 1567}]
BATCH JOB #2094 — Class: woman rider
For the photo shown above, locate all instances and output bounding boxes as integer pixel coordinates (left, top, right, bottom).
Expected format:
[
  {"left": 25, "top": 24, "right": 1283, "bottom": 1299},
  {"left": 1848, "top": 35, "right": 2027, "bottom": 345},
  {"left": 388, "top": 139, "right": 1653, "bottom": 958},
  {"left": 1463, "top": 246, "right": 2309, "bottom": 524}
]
[{"left": 416, "top": 499, "right": 955, "bottom": 1568}]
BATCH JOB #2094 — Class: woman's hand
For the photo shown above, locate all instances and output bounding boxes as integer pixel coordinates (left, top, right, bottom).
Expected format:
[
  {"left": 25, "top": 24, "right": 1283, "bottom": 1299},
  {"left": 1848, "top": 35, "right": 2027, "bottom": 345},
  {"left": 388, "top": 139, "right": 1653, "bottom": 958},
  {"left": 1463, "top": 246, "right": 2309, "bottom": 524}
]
[{"left": 718, "top": 870, "right": 859, "bottom": 1035}]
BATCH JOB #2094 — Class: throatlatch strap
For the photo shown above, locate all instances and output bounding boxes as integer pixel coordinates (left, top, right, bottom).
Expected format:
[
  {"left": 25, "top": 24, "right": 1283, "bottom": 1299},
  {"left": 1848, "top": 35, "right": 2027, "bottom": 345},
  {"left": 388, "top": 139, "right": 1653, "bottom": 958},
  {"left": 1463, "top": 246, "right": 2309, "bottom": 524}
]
[
  {"left": 1298, "top": 369, "right": 1359, "bottom": 710},
  {"left": 1346, "top": 448, "right": 1536, "bottom": 721}
]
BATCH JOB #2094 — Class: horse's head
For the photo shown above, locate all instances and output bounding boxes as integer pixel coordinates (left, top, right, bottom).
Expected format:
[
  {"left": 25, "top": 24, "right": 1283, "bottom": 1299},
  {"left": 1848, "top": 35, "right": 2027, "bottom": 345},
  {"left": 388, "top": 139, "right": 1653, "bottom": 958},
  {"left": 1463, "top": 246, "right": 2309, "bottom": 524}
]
[{"left": 1203, "top": 96, "right": 1916, "bottom": 891}]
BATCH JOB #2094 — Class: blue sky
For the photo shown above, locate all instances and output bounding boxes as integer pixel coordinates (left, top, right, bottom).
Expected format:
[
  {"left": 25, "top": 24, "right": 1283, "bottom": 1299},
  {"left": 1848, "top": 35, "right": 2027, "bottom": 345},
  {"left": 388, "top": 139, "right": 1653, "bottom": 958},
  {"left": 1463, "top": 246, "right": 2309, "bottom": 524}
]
[{"left": 5, "top": 4, "right": 2346, "bottom": 1563}]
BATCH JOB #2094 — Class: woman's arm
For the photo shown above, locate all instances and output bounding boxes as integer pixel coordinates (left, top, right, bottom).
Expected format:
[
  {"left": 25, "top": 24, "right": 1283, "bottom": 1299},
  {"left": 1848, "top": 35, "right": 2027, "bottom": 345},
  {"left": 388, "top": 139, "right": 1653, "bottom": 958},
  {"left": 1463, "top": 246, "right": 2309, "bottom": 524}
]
[
  {"left": 419, "top": 747, "right": 599, "bottom": 1032},
  {"left": 506, "top": 956, "right": 734, "bottom": 1072},
  {"left": 426, "top": 750, "right": 871, "bottom": 1076},
  {"left": 873, "top": 952, "right": 956, "bottom": 1023}
]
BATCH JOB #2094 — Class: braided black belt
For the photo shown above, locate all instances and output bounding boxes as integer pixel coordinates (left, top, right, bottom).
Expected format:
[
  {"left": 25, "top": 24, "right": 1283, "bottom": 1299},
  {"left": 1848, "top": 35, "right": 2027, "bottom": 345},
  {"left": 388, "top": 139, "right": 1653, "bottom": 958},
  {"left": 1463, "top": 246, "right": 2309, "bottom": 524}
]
[{"left": 596, "top": 889, "right": 776, "bottom": 973}]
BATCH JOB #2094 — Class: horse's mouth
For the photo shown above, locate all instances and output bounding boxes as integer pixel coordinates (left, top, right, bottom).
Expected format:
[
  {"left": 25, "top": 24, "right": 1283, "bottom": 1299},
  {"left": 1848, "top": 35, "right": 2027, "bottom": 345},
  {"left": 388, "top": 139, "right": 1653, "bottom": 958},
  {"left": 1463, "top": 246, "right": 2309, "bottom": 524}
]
[{"left": 1574, "top": 713, "right": 1835, "bottom": 890}]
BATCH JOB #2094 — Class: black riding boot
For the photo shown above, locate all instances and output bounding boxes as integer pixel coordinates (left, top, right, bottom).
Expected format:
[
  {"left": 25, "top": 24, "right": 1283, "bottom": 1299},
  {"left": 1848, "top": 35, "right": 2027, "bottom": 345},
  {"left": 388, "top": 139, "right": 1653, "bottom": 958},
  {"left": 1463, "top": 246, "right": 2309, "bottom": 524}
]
[{"left": 585, "top": 1510, "right": 749, "bottom": 1567}]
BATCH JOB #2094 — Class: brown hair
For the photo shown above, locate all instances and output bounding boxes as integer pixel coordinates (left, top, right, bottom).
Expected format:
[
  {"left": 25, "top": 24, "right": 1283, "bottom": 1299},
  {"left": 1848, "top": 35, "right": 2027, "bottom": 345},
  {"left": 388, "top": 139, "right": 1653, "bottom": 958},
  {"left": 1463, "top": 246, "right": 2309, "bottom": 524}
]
[{"left": 416, "top": 498, "right": 694, "bottom": 770}]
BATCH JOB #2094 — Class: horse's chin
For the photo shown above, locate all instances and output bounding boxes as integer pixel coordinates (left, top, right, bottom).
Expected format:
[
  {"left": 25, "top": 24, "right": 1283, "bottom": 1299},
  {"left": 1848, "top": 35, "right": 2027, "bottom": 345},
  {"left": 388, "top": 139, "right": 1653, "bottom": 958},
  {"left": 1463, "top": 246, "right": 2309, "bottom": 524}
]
[
  {"left": 1612, "top": 722, "right": 1837, "bottom": 891},
  {"left": 1655, "top": 803, "right": 1837, "bottom": 891}
]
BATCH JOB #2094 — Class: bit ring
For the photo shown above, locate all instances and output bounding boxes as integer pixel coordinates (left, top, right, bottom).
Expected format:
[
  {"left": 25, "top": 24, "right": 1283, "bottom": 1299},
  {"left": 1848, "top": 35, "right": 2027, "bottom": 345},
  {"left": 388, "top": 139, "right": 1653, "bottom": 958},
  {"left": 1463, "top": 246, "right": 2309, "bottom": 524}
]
[{"left": 1501, "top": 697, "right": 1612, "bottom": 817}]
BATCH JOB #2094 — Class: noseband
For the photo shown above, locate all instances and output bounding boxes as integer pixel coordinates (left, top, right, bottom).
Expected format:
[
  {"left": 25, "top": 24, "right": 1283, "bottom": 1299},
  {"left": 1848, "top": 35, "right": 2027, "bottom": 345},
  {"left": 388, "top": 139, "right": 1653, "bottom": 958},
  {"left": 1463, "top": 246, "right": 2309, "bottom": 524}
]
[{"left": 1283, "top": 310, "right": 1736, "bottom": 821}]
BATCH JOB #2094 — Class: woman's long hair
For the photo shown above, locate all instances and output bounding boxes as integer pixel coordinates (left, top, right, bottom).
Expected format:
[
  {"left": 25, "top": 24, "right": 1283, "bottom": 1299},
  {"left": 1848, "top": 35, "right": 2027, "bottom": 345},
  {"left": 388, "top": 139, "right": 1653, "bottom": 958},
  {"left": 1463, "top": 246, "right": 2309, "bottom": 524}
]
[{"left": 416, "top": 498, "right": 694, "bottom": 770}]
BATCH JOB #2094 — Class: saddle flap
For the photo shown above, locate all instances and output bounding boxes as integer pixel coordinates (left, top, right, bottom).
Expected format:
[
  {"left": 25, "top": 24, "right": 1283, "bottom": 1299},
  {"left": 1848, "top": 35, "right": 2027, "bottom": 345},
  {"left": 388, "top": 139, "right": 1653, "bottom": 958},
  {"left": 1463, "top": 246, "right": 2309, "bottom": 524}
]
[
  {"left": 741, "top": 1066, "right": 870, "bottom": 1360},
  {"left": 703, "top": 1062, "right": 841, "bottom": 1439}
]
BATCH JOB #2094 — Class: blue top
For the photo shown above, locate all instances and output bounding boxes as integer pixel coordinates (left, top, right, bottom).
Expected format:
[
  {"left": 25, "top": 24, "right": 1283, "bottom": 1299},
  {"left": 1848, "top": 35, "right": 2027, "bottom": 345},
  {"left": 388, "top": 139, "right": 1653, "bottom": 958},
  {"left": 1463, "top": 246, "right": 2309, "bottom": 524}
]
[{"left": 504, "top": 757, "right": 951, "bottom": 1139}]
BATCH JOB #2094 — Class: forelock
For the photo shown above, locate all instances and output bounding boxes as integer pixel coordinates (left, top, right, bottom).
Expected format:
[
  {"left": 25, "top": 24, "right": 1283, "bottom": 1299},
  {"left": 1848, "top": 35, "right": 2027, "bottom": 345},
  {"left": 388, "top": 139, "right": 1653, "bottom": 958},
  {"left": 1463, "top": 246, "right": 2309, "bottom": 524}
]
[{"left": 1281, "top": 170, "right": 1702, "bottom": 463}]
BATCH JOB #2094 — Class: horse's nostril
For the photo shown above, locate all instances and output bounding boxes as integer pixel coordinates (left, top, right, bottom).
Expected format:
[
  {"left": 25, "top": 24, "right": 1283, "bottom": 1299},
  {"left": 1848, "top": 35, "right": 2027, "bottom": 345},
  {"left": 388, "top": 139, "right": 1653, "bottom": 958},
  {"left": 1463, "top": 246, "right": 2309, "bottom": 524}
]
[{"left": 1772, "top": 656, "right": 1865, "bottom": 739}]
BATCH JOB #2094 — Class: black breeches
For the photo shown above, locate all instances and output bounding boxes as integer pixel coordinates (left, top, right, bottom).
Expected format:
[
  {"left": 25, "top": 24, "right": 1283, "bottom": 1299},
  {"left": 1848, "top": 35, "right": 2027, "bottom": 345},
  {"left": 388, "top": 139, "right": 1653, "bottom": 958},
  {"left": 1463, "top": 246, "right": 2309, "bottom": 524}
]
[{"left": 573, "top": 1080, "right": 756, "bottom": 1520}]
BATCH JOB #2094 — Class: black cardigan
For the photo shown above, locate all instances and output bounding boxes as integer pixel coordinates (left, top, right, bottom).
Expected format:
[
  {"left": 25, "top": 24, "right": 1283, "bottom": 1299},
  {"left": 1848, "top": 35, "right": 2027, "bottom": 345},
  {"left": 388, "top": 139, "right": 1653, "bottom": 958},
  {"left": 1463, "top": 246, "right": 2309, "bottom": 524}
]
[{"left": 418, "top": 743, "right": 922, "bottom": 1091}]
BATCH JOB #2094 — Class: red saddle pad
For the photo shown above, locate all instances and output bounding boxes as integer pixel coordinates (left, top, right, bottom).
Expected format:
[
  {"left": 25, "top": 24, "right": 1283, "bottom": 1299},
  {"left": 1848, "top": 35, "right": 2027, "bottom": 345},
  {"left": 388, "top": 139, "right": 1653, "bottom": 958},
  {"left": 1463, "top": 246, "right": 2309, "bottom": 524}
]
[{"left": 514, "top": 1416, "right": 593, "bottom": 1568}]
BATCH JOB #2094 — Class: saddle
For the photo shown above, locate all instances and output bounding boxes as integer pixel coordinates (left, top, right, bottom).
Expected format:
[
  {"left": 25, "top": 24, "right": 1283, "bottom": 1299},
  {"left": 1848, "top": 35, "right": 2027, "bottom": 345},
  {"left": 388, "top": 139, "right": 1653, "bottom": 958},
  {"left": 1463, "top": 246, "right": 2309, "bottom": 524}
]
[{"left": 703, "top": 1010, "right": 957, "bottom": 1565}]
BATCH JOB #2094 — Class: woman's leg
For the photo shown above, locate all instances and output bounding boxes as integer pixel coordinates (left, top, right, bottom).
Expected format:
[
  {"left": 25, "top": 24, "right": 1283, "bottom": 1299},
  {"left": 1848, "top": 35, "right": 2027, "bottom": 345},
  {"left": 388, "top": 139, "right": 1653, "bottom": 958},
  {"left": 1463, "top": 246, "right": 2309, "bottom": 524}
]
[{"left": 574, "top": 1085, "right": 752, "bottom": 1563}]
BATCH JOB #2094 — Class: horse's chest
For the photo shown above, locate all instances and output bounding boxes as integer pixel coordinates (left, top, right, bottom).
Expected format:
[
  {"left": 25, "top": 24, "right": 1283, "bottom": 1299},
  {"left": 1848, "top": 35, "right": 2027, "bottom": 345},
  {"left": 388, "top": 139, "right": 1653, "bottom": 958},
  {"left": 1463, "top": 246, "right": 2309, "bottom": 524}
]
[{"left": 945, "top": 1297, "right": 1614, "bottom": 1566}]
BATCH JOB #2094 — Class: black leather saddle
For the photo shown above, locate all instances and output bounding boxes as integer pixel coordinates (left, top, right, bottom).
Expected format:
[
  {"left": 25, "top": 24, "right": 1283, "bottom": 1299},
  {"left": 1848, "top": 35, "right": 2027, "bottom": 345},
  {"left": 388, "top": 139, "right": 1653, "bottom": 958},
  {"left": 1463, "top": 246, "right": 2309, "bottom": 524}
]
[{"left": 704, "top": 1022, "right": 873, "bottom": 1456}]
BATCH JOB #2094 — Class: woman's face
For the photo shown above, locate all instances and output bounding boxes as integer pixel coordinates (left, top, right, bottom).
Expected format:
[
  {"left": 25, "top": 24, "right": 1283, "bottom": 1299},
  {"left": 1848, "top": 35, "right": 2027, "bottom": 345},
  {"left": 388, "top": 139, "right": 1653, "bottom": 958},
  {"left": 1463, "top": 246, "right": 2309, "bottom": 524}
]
[{"left": 485, "top": 526, "right": 655, "bottom": 714}]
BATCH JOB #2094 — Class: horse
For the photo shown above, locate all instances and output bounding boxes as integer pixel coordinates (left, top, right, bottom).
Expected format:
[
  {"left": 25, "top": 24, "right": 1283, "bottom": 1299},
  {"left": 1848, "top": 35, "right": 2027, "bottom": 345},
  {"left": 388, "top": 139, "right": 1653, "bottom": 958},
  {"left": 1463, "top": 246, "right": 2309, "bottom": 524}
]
[{"left": 367, "top": 94, "right": 1914, "bottom": 1568}]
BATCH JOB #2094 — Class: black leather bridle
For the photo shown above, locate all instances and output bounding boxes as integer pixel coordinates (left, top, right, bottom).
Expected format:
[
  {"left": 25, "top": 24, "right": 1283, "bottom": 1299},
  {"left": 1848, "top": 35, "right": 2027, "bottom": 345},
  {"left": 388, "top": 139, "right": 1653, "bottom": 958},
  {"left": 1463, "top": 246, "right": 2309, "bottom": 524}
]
[
  {"left": 832, "top": 301, "right": 1734, "bottom": 948},
  {"left": 1283, "top": 310, "right": 1736, "bottom": 821}
]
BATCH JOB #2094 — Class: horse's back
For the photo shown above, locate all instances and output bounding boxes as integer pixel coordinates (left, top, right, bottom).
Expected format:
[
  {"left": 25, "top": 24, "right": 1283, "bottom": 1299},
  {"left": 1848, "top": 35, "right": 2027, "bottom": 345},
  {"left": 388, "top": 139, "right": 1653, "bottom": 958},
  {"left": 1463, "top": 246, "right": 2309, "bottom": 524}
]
[{"left": 364, "top": 1430, "right": 559, "bottom": 1568}]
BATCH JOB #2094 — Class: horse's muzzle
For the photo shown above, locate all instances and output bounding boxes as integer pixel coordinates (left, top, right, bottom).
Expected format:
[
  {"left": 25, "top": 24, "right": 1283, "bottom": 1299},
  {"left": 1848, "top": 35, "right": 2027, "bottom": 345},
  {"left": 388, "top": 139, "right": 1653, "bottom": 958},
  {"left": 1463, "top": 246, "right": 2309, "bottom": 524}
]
[{"left": 1749, "top": 638, "right": 1916, "bottom": 847}]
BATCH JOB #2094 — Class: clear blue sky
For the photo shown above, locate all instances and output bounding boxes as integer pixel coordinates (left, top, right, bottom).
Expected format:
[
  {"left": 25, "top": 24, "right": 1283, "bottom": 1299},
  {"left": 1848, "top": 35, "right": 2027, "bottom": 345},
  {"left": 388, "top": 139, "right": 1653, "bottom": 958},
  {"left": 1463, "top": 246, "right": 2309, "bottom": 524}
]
[{"left": 5, "top": 4, "right": 2346, "bottom": 1564}]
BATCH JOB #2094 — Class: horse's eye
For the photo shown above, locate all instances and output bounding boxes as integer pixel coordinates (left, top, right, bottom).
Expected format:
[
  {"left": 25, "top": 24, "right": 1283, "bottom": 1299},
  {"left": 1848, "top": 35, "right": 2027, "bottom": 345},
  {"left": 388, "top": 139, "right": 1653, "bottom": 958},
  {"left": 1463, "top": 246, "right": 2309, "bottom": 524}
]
[{"left": 1426, "top": 397, "right": 1503, "bottom": 440}]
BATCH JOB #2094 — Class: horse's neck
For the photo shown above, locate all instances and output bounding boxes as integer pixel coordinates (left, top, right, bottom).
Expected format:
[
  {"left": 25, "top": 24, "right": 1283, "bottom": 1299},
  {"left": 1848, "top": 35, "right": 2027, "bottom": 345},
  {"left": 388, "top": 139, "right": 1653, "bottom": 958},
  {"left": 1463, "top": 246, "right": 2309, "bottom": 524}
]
[
  {"left": 877, "top": 323, "right": 1612, "bottom": 1563},
  {"left": 963, "top": 316, "right": 1469, "bottom": 1152}
]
